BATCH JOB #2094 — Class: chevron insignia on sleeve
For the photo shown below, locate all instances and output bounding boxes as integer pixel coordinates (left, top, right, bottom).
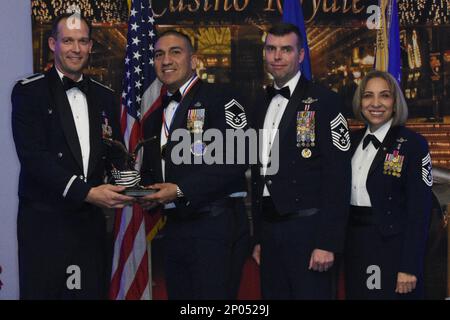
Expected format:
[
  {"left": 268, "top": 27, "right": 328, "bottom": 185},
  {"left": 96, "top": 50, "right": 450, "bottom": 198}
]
[
  {"left": 330, "top": 113, "right": 350, "bottom": 151},
  {"left": 225, "top": 99, "right": 247, "bottom": 129},
  {"left": 421, "top": 153, "right": 433, "bottom": 187}
]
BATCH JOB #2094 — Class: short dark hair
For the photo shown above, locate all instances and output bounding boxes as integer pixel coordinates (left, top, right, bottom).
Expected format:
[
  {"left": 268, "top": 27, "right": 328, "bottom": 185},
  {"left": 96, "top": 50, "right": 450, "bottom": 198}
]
[
  {"left": 51, "top": 13, "right": 92, "bottom": 39},
  {"left": 267, "top": 22, "right": 304, "bottom": 51},
  {"left": 157, "top": 30, "right": 194, "bottom": 53}
]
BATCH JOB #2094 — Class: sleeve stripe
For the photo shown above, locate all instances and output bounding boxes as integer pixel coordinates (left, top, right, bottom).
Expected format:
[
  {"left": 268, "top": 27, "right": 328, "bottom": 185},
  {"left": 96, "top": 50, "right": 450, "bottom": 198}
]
[{"left": 63, "top": 175, "right": 78, "bottom": 198}]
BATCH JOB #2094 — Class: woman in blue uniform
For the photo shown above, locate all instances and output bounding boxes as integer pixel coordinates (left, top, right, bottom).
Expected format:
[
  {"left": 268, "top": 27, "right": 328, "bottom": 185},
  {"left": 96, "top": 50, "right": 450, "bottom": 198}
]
[{"left": 345, "top": 70, "right": 432, "bottom": 299}]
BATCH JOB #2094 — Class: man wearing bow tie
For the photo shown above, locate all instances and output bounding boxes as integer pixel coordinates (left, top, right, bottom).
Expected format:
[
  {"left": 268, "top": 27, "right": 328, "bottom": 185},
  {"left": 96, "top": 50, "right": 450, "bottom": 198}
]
[
  {"left": 138, "top": 30, "right": 250, "bottom": 299},
  {"left": 11, "top": 13, "right": 133, "bottom": 299},
  {"left": 250, "top": 23, "right": 351, "bottom": 299}
]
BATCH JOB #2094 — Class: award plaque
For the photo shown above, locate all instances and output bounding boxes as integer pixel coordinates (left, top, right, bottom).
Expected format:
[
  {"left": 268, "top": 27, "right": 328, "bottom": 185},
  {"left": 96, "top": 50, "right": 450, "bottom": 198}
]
[{"left": 103, "top": 137, "right": 157, "bottom": 197}]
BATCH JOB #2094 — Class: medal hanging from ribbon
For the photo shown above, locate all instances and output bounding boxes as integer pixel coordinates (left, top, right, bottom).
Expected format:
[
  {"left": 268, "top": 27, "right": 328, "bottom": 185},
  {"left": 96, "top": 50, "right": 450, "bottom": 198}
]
[
  {"left": 187, "top": 108, "right": 205, "bottom": 134},
  {"left": 101, "top": 111, "right": 113, "bottom": 139},
  {"left": 383, "top": 150, "right": 404, "bottom": 177},
  {"left": 296, "top": 110, "right": 315, "bottom": 158},
  {"left": 187, "top": 107, "right": 206, "bottom": 156}
]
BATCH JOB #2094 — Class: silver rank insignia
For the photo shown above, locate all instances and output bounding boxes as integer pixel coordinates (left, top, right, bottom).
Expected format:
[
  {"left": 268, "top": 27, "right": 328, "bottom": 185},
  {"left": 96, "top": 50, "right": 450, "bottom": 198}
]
[
  {"left": 330, "top": 113, "right": 350, "bottom": 151},
  {"left": 225, "top": 99, "right": 247, "bottom": 129},
  {"left": 187, "top": 108, "right": 205, "bottom": 134},
  {"left": 421, "top": 153, "right": 433, "bottom": 187}
]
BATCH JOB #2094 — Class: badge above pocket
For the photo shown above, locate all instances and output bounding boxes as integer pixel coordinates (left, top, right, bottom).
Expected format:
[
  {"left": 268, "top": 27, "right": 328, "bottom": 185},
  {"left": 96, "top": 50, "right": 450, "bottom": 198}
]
[
  {"left": 383, "top": 150, "right": 404, "bottom": 178},
  {"left": 187, "top": 106, "right": 205, "bottom": 134},
  {"left": 296, "top": 110, "right": 315, "bottom": 158}
]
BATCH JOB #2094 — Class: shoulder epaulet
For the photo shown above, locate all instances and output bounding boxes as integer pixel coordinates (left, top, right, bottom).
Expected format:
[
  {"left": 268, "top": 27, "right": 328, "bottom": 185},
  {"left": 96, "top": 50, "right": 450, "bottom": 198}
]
[
  {"left": 19, "top": 73, "right": 45, "bottom": 85},
  {"left": 90, "top": 78, "right": 114, "bottom": 92}
]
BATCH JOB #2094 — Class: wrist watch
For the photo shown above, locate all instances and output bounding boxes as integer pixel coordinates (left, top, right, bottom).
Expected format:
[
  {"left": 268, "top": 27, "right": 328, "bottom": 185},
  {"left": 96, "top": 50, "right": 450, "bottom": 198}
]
[{"left": 176, "top": 186, "right": 184, "bottom": 198}]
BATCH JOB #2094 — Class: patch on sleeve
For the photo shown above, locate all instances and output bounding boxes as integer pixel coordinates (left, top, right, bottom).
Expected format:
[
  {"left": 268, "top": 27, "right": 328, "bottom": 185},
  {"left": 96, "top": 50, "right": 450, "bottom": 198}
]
[
  {"left": 225, "top": 99, "right": 247, "bottom": 129},
  {"left": 421, "top": 153, "right": 433, "bottom": 187},
  {"left": 330, "top": 113, "right": 350, "bottom": 151}
]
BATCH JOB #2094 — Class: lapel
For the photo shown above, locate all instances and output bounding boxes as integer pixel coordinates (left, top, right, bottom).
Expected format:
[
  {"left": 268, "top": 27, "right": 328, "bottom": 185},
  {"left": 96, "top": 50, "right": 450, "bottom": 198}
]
[
  {"left": 351, "top": 128, "right": 365, "bottom": 156},
  {"left": 255, "top": 92, "right": 271, "bottom": 165},
  {"left": 368, "top": 126, "right": 401, "bottom": 177},
  {"left": 255, "top": 92, "right": 271, "bottom": 130},
  {"left": 148, "top": 107, "right": 164, "bottom": 141},
  {"left": 85, "top": 78, "right": 102, "bottom": 178},
  {"left": 47, "top": 67, "right": 83, "bottom": 172},
  {"left": 147, "top": 107, "right": 164, "bottom": 182},
  {"left": 168, "top": 78, "right": 202, "bottom": 136}
]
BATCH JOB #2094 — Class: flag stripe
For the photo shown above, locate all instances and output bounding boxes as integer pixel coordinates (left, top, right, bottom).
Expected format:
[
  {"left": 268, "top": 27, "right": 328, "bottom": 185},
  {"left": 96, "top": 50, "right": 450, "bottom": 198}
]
[
  {"left": 110, "top": 205, "right": 144, "bottom": 299},
  {"left": 125, "top": 249, "right": 149, "bottom": 300},
  {"left": 141, "top": 81, "right": 165, "bottom": 127},
  {"left": 110, "top": 207, "right": 131, "bottom": 298},
  {"left": 118, "top": 206, "right": 147, "bottom": 298}
]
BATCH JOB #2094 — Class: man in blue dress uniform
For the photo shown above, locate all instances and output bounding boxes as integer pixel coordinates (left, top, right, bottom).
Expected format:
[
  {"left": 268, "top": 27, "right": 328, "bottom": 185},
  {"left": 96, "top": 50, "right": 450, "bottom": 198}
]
[{"left": 251, "top": 23, "right": 351, "bottom": 299}]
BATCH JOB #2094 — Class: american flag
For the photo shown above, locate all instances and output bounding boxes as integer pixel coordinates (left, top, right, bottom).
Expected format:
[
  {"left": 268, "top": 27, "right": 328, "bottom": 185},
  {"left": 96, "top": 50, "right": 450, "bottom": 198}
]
[{"left": 109, "top": 0, "right": 165, "bottom": 300}]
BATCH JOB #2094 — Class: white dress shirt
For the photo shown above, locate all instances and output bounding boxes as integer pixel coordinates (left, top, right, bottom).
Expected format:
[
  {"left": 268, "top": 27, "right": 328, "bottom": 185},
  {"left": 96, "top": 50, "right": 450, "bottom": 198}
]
[
  {"left": 351, "top": 119, "right": 393, "bottom": 206},
  {"left": 57, "top": 69, "right": 90, "bottom": 197},
  {"left": 262, "top": 71, "right": 301, "bottom": 197},
  {"left": 160, "top": 75, "right": 197, "bottom": 209},
  {"left": 160, "top": 75, "right": 197, "bottom": 181}
]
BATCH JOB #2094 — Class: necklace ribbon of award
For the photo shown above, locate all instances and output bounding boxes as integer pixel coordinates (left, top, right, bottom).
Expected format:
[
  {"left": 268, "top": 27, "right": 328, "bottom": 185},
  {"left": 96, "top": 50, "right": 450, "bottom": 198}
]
[{"left": 161, "top": 75, "right": 199, "bottom": 157}]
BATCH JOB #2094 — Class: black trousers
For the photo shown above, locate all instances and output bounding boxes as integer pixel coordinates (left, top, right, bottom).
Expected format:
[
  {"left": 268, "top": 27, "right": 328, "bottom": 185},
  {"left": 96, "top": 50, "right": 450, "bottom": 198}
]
[
  {"left": 18, "top": 202, "right": 108, "bottom": 300},
  {"left": 259, "top": 198, "right": 332, "bottom": 300},
  {"left": 344, "top": 206, "right": 424, "bottom": 300},
  {"left": 163, "top": 197, "right": 249, "bottom": 300}
]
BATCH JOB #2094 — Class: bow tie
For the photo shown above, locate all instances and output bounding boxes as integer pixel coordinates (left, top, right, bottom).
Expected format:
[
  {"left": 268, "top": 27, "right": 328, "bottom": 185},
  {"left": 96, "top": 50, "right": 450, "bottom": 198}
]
[
  {"left": 266, "top": 85, "right": 291, "bottom": 100},
  {"left": 162, "top": 90, "right": 182, "bottom": 109},
  {"left": 362, "top": 134, "right": 381, "bottom": 150},
  {"left": 62, "top": 76, "right": 88, "bottom": 94}
]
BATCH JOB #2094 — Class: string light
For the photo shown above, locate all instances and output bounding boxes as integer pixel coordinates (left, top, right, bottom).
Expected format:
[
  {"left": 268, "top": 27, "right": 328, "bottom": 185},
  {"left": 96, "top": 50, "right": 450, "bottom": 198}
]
[
  {"left": 31, "top": 1, "right": 448, "bottom": 26},
  {"left": 399, "top": 0, "right": 448, "bottom": 26},
  {"left": 399, "top": 0, "right": 426, "bottom": 25},
  {"left": 32, "top": 0, "right": 128, "bottom": 23},
  {"left": 428, "top": 0, "right": 448, "bottom": 25}
]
